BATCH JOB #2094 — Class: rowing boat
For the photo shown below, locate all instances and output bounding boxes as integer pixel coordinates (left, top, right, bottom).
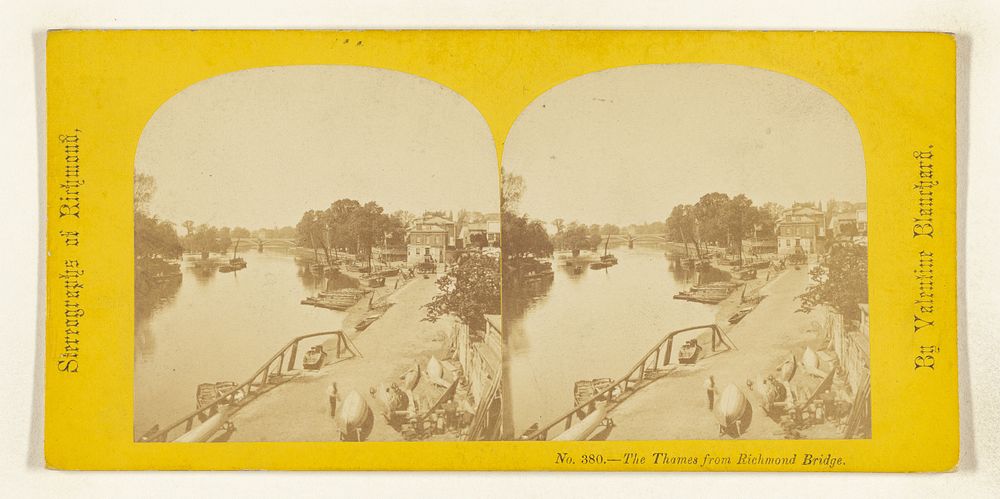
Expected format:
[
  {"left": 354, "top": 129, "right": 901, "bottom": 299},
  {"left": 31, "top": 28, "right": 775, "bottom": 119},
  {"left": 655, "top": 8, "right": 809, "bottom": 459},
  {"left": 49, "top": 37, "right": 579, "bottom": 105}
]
[
  {"left": 552, "top": 402, "right": 608, "bottom": 441},
  {"left": 174, "top": 405, "right": 234, "bottom": 442}
]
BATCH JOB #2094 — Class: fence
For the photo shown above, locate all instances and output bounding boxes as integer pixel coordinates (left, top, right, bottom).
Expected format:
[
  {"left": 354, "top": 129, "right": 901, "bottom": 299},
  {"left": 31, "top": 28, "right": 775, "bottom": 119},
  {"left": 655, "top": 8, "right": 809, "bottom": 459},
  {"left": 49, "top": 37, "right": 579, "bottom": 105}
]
[
  {"left": 522, "top": 324, "right": 731, "bottom": 441},
  {"left": 139, "top": 330, "right": 358, "bottom": 442}
]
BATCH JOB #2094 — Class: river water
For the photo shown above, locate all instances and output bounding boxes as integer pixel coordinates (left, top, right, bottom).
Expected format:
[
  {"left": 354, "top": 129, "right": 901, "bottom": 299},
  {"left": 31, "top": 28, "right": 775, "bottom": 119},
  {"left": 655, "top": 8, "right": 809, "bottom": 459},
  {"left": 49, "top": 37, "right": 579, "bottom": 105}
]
[
  {"left": 504, "top": 244, "right": 718, "bottom": 435},
  {"left": 133, "top": 249, "right": 353, "bottom": 439}
]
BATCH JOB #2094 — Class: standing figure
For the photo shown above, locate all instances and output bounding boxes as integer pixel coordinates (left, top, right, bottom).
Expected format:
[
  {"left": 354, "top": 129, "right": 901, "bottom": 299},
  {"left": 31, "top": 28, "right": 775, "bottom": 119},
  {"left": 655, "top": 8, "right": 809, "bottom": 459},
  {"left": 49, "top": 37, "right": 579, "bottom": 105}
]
[
  {"left": 327, "top": 382, "right": 339, "bottom": 417},
  {"left": 704, "top": 375, "right": 716, "bottom": 410}
]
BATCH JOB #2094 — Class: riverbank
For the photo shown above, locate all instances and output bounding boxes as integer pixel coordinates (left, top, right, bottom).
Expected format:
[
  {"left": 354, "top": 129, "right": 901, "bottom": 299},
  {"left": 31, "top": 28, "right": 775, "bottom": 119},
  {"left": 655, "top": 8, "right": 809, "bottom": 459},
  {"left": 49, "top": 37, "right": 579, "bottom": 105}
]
[
  {"left": 224, "top": 268, "right": 464, "bottom": 442},
  {"left": 598, "top": 262, "right": 841, "bottom": 440}
]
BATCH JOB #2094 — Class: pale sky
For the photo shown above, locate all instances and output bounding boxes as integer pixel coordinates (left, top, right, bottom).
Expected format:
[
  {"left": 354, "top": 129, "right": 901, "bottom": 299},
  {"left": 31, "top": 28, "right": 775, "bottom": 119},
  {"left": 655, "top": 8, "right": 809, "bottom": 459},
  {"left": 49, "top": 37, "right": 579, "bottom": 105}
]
[
  {"left": 502, "top": 64, "right": 866, "bottom": 226},
  {"left": 137, "top": 66, "right": 499, "bottom": 229}
]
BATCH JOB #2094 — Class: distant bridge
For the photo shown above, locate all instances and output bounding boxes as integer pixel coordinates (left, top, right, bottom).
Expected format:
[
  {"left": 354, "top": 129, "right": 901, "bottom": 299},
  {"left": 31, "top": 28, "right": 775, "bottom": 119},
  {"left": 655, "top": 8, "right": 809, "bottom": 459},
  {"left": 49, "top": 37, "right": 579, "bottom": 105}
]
[
  {"left": 233, "top": 238, "right": 297, "bottom": 250},
  {"left": 606, "top": 234, "right": 668, "bottom": 244}
]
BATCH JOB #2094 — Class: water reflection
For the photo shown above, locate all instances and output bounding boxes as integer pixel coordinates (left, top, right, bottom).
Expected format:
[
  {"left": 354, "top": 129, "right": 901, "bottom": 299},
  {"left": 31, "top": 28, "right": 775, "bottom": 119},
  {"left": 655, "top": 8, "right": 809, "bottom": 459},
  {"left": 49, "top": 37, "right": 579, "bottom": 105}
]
[
  {"left": 504, "top": 244, "right": 718, "bottom": 434},
  {"left": 133, "top": 249, "right": 348, "bottom": 438}
]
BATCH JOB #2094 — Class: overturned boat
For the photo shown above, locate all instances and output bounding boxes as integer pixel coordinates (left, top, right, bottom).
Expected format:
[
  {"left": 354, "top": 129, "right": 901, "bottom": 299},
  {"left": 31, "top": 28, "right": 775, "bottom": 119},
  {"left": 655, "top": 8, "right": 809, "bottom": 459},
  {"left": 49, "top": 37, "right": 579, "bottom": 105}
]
[
  {"left": 714, "top": 384, "right": 753, "bottom": 438},
  {"left": 338, "top": 391, "right": 375, "bottom": 442},
  {"left": 552, "top": 402, "right": 609, "bottom": 441}
]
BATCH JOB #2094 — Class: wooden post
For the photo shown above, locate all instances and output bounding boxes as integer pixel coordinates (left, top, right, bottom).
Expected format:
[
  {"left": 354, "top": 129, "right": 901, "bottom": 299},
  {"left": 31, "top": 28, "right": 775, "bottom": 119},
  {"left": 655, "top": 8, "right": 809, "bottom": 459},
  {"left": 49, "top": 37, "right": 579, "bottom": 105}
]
[
  {"left": 288, "top": 341, "right": 298, "bottom": 370},
  {"left": 663, "top": 338, "right": 674, "bottom": 366}
]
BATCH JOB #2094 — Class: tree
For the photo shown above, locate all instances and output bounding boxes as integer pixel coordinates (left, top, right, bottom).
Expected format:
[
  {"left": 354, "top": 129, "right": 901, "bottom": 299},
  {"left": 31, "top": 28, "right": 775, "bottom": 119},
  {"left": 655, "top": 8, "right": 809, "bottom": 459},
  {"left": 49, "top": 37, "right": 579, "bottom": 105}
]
[
  {"left": 501, "top": 172, "right": 525, "bottom": 214},
  {"left": 551, "top": 223, "right": 593, "bottom": 256},
  {"left": 666, "top": 204, "right": 701, "bottom": 258},
  {"left": 135, "top": 212, "right": 183, "bottom": 260},
  {"left": 723, "top": 194, "right": 759, "bottom": 265},
  {"left": 693, "top": 192, "right": 731, "bottom": 247},
  {"left": 182, "top": 220, "right": 195, "bottom": 236},
  {"left": 182, "top": 223, "right": 231, "bottom": 259},
  {"left": 797, "top": 242, "right": 868, "bottom": 320},
  {"left": 552, "top": 218, "right": 565, "bottom": 234},
  {"left": 501, "top": 212, "right": 553, "bottom": 259},
  {"left": 424, "top": 253, "right": 500, "bottom": 333},
  {"left": 469, "top": 232, "right": 489, "bottom": 248},
  {"left": 754, "top": 206, "right": 777, "bottom": 238},
  {"left": 134, "top": 172, "right": 156, "bottom": 214},
  {"left": 391, "top": 210, "right": 416, "bottom": 227}
]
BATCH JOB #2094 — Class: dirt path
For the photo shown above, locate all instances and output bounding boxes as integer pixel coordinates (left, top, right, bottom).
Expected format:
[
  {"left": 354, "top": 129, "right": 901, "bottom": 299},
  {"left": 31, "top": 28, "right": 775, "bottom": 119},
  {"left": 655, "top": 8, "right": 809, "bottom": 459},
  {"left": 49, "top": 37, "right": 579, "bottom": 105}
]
[
  {"left": 604, "top": 265, "right": 831, "bottom": 440},
  {"left": 226, "top": 275, "right": 460, "bottom": 442}
]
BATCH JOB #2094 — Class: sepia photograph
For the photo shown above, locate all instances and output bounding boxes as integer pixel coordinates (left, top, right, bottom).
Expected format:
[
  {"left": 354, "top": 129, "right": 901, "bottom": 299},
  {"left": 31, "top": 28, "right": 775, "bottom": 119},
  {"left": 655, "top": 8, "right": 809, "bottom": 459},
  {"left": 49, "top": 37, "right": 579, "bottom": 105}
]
[
  {"left": 133, "top": 66, "right": 503, "bottom": 442},
  {"left": 502, "top": 64, "right": 871, "bottom": 441}
]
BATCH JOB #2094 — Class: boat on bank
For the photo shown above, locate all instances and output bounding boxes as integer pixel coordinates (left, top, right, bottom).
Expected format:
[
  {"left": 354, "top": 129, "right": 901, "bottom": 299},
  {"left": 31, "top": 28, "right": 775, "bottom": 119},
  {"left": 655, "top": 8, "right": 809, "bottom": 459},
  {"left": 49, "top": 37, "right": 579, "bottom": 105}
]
[
  {"left": 338, "top": 391, "right": 375, "bottom": 442},
  {"left": 301, "top": 288, "right": 367, "bottom": 310},
  {"left": 552, "top": 402, "right": 609, "bottom": 441},
  {"left": 196, "top": 381, "right": 239, "bottom": 409},
  {"left": 714, "top": 384, "right": 753, "bottom": 437},
  {"left": 174, "top": 404, "right": 235, "bottom": 443},
  {"left": 362, "top": 274, "right": 386, "bottom": 288},
  {"left": 302, "top": 345, "right": 328, "bottom": 370},
  {"left": 673, "top": 282, "right": 740, "bottom": 304}
]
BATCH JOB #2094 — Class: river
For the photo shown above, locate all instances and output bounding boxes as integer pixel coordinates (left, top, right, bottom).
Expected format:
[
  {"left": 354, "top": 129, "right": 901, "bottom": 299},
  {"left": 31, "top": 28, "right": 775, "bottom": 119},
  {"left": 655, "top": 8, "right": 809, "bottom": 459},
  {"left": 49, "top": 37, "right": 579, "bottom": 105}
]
[
  {"left": 133, "top": 249, "right": 354, "bottom": 439},
  {"left": 504, "top": 244, "right": 719, "bottom": 435}
]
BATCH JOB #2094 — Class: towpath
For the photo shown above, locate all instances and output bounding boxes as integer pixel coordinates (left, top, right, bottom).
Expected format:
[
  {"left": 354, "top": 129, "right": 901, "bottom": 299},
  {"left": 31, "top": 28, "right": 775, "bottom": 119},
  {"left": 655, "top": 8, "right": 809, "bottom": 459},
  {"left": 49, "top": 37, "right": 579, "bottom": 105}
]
[
  {"left": 602, "top": 265, "right": 831, "bottom": 440},
  {"left": 226, "top": 273, "right": 460, "bottom": 442}
]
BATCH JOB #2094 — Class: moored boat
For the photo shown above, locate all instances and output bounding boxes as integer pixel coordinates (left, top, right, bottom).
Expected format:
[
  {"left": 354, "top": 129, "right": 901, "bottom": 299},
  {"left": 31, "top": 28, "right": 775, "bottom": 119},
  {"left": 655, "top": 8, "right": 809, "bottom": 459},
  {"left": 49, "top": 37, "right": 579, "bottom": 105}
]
[
  {"left": 728, "top": 306, "right": 754, "bottom": 324},
  {"left": 362, "top": 274, "right": 386, "bottom": 288},
  {"left": 302, "top": 345, "right": 328, "bottom": 370},
  {"left": 354, "top": 314, "right": 381, "bottom": 331}
]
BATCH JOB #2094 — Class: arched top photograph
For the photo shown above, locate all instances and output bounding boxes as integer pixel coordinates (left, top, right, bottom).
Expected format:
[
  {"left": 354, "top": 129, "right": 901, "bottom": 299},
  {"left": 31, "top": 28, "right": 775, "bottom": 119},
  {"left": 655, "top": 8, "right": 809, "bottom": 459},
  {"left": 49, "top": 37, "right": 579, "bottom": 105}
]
[{"left": 501, "top": 63, "right": 869, "bottom": 443}]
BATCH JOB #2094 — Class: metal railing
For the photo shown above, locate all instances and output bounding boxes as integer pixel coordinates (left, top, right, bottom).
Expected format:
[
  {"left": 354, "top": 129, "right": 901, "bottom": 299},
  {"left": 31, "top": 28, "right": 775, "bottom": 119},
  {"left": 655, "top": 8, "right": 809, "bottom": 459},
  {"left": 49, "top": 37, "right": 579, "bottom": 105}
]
[
  {"left": 522, "top": 324, "right": 730, "bottom": 441},
  {"left": 139, "top": 330, "right": 358, "bottom": 442}
]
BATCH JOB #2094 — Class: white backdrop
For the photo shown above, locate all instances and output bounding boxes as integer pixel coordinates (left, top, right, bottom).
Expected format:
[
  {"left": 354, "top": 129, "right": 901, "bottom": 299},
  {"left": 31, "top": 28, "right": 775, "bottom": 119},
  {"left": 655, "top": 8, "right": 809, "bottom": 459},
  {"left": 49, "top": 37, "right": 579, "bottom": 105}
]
[{"left": 2, "top": 1, "right": 997, "bottom": 497}]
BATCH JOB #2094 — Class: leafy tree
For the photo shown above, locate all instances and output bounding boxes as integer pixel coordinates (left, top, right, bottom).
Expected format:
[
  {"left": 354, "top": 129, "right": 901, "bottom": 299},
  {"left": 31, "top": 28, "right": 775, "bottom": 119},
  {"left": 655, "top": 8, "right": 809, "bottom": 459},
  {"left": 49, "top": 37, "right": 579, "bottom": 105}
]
[
  {"left": 501, "top": 172, "right": 525, "bottom": 213},
  {"left": 501, "top": 212, "right": 553, "bottom": 259},
  {"left": 135, "top": 212, "right": 183, "bottom": 260},
  {"left": 551, "top": 218, "right": 565, "bottom": 234},
  {"left": 797, "top": 242, "right": 868, "bottom": 320},
  {"left": 469, "top": 232, "right": 489, "bottom": 248},
  {"left": 424, "top": 253, "right": 500, "bottom": 333},
  {"left": 754, "top": 206, "right": 777, "bottom": 238},
  {"left": 666, "top": 204, "right": 701, "bottom": 258},
  {"left": 723, "top": 194, "right": 759, "bottom": 265},
  {"left": 391, "top": 210, "right": 416, "bottom": 228},
  {"left": 184, "top": 224, "right": 231, "bottom": 258},
  {"left": 134, "top": 172, "right": 156, "bottom": 214},
  {"left": 550, "top": 223, "right": 593, "bottom": 256},
  {"left": 693, "top": 192, "right": 731, "bottom": 247}
]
